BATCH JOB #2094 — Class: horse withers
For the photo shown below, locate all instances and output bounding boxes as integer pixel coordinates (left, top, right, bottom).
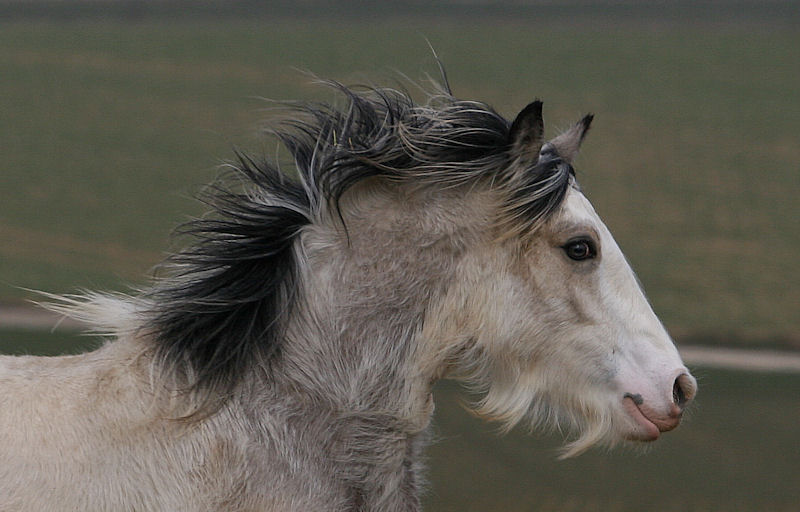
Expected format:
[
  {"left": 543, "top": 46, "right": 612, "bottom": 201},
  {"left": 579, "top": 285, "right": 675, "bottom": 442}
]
[{"left": 0, "top": 80, "right": 696, "bottom": 511}]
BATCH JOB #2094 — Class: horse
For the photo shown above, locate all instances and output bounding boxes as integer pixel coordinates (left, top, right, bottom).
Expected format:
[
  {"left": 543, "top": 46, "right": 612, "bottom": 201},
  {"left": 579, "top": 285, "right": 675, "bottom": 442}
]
[{"left": 0, "top": 79, "right": 696, "bottom": 511}]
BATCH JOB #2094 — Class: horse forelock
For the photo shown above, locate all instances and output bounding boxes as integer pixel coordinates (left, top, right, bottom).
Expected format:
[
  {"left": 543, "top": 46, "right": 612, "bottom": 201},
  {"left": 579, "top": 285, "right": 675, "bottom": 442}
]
[{"left": 142, "top": 80, "right": 577, "bottom": 408}]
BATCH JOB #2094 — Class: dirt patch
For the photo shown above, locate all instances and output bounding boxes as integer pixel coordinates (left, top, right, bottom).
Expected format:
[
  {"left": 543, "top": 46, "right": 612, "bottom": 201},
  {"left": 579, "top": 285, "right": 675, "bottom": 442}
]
[{"left": 679, "top": 345, "right": 800, "bottom": 373}]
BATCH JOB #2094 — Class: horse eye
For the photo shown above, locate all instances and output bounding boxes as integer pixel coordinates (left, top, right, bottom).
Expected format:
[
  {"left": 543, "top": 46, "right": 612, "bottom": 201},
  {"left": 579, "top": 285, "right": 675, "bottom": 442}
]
[{"left": 564, "top": 240, "right": 596, "bottom": 261}]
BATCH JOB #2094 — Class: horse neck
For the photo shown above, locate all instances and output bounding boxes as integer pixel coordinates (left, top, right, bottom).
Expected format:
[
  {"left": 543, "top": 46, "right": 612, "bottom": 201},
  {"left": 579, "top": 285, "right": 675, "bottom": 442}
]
[
  {"left": 272, "top": 187, "right": 479, "bottom": 434},
  {"left": 276, "top": 247, "right": 441, "bottom": 434}
]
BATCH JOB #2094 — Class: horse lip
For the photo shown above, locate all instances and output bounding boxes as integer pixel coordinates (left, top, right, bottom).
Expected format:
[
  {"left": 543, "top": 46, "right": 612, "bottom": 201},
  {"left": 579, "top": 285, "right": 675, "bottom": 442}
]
[{"left": 622, "top": 394, "right": 660, "bottom": 441}]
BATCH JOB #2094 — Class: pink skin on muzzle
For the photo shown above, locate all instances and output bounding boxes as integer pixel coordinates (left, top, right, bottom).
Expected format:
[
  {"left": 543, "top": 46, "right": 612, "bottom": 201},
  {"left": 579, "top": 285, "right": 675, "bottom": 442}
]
[{"left": 622, "top": 372, "right": 696, "bottom": 441}]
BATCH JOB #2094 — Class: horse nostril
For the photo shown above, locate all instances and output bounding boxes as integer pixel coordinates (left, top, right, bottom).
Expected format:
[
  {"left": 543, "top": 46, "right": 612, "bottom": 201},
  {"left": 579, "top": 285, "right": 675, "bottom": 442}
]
[{"left": 672, "top": 373, "right": 695, "bottom": 410}]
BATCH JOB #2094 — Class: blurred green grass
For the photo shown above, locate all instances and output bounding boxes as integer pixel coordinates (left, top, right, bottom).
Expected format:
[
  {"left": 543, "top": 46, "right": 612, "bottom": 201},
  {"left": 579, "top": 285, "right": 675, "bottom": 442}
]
[
  {"left": 427, "top": 370, "right": 800, "bottom": 512},
  {"left": 1, "top": 20, "right": 798, "bottom": 345},
  {"left": 0, "top": 327, "right": 100, "bottom": 355}
]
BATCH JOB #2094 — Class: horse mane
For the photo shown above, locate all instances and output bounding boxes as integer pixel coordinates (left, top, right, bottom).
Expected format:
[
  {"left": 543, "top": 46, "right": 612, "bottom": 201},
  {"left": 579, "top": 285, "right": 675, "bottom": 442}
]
[{"left": 143, "top": 80, "right": 576, "bottom": 405}]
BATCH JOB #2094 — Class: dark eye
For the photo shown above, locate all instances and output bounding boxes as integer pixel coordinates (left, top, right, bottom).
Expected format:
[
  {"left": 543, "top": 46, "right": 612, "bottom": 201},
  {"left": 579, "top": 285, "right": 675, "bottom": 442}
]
[{"left": 563, "top": 239, "right": 596, "bottom": 261}]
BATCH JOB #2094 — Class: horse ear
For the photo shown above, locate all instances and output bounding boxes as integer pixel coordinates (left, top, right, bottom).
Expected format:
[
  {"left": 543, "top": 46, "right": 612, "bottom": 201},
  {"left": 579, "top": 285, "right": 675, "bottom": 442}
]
[
  {"left": 508, "top": 100, "right": 545, "bottom": 165},
  {"left": 542, "top": 114, "right": 593, "bottom": 164}
]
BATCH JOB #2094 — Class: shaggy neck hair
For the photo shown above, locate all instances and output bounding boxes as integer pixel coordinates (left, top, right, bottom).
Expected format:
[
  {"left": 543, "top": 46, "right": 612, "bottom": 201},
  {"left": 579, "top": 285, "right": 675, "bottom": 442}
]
[{"left": 144, "top": 81, "right": 575, "bottom": 407}]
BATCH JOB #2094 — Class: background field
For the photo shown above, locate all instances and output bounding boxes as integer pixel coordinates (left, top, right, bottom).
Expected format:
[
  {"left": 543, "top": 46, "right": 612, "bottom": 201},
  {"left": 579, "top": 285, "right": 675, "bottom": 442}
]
[
  {"left": 2, "top": 8, "right": 798, "bottom": 346},
  {"left": 1, "top": 2, "right": 799, "bottom": 510}
]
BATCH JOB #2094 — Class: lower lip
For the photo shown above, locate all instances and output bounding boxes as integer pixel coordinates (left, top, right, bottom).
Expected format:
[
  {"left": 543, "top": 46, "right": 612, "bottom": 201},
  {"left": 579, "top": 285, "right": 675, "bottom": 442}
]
[{"left": 622, "top": 396, "right": 660, "bottom": 441}]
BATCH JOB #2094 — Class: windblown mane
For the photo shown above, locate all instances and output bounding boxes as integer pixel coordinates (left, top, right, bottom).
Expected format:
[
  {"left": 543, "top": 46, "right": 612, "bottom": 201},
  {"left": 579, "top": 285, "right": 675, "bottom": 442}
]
[{"left": 144, "top": 81, "right": 576, "bottom": 403}]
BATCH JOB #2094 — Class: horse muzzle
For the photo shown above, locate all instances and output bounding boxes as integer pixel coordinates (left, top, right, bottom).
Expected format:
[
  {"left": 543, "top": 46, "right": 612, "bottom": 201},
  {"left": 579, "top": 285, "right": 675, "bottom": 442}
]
[{"left": 622, "top": 371, "right": 696, "bottom": 441}]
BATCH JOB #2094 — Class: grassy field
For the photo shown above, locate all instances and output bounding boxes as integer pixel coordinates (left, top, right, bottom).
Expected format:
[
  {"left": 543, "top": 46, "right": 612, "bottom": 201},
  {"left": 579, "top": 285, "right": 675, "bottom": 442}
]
[
  {"left": 1, "top": 18, "right": 798, "bottom": 346},
  {"left": 427, "top": 374, "right": 800, "bottom": 512},
  {"left": 1, "top": 328, "right": 798, "bottom": 511}
]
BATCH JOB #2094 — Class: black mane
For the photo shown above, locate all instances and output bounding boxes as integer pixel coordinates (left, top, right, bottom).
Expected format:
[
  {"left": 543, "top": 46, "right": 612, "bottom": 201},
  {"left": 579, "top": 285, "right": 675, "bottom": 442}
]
[{"left": 145, "top": 81, "right": 575, "bottom": 402}]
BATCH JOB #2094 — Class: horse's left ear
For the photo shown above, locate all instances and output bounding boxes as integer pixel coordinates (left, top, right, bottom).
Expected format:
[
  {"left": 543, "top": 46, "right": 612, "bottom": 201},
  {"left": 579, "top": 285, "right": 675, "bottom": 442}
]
[
  {"left": 508, "top": 100, "right": 545, "bottom": 165},
  {"left": 542, "top": 114, "right": 594, "bottom": 164}
]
